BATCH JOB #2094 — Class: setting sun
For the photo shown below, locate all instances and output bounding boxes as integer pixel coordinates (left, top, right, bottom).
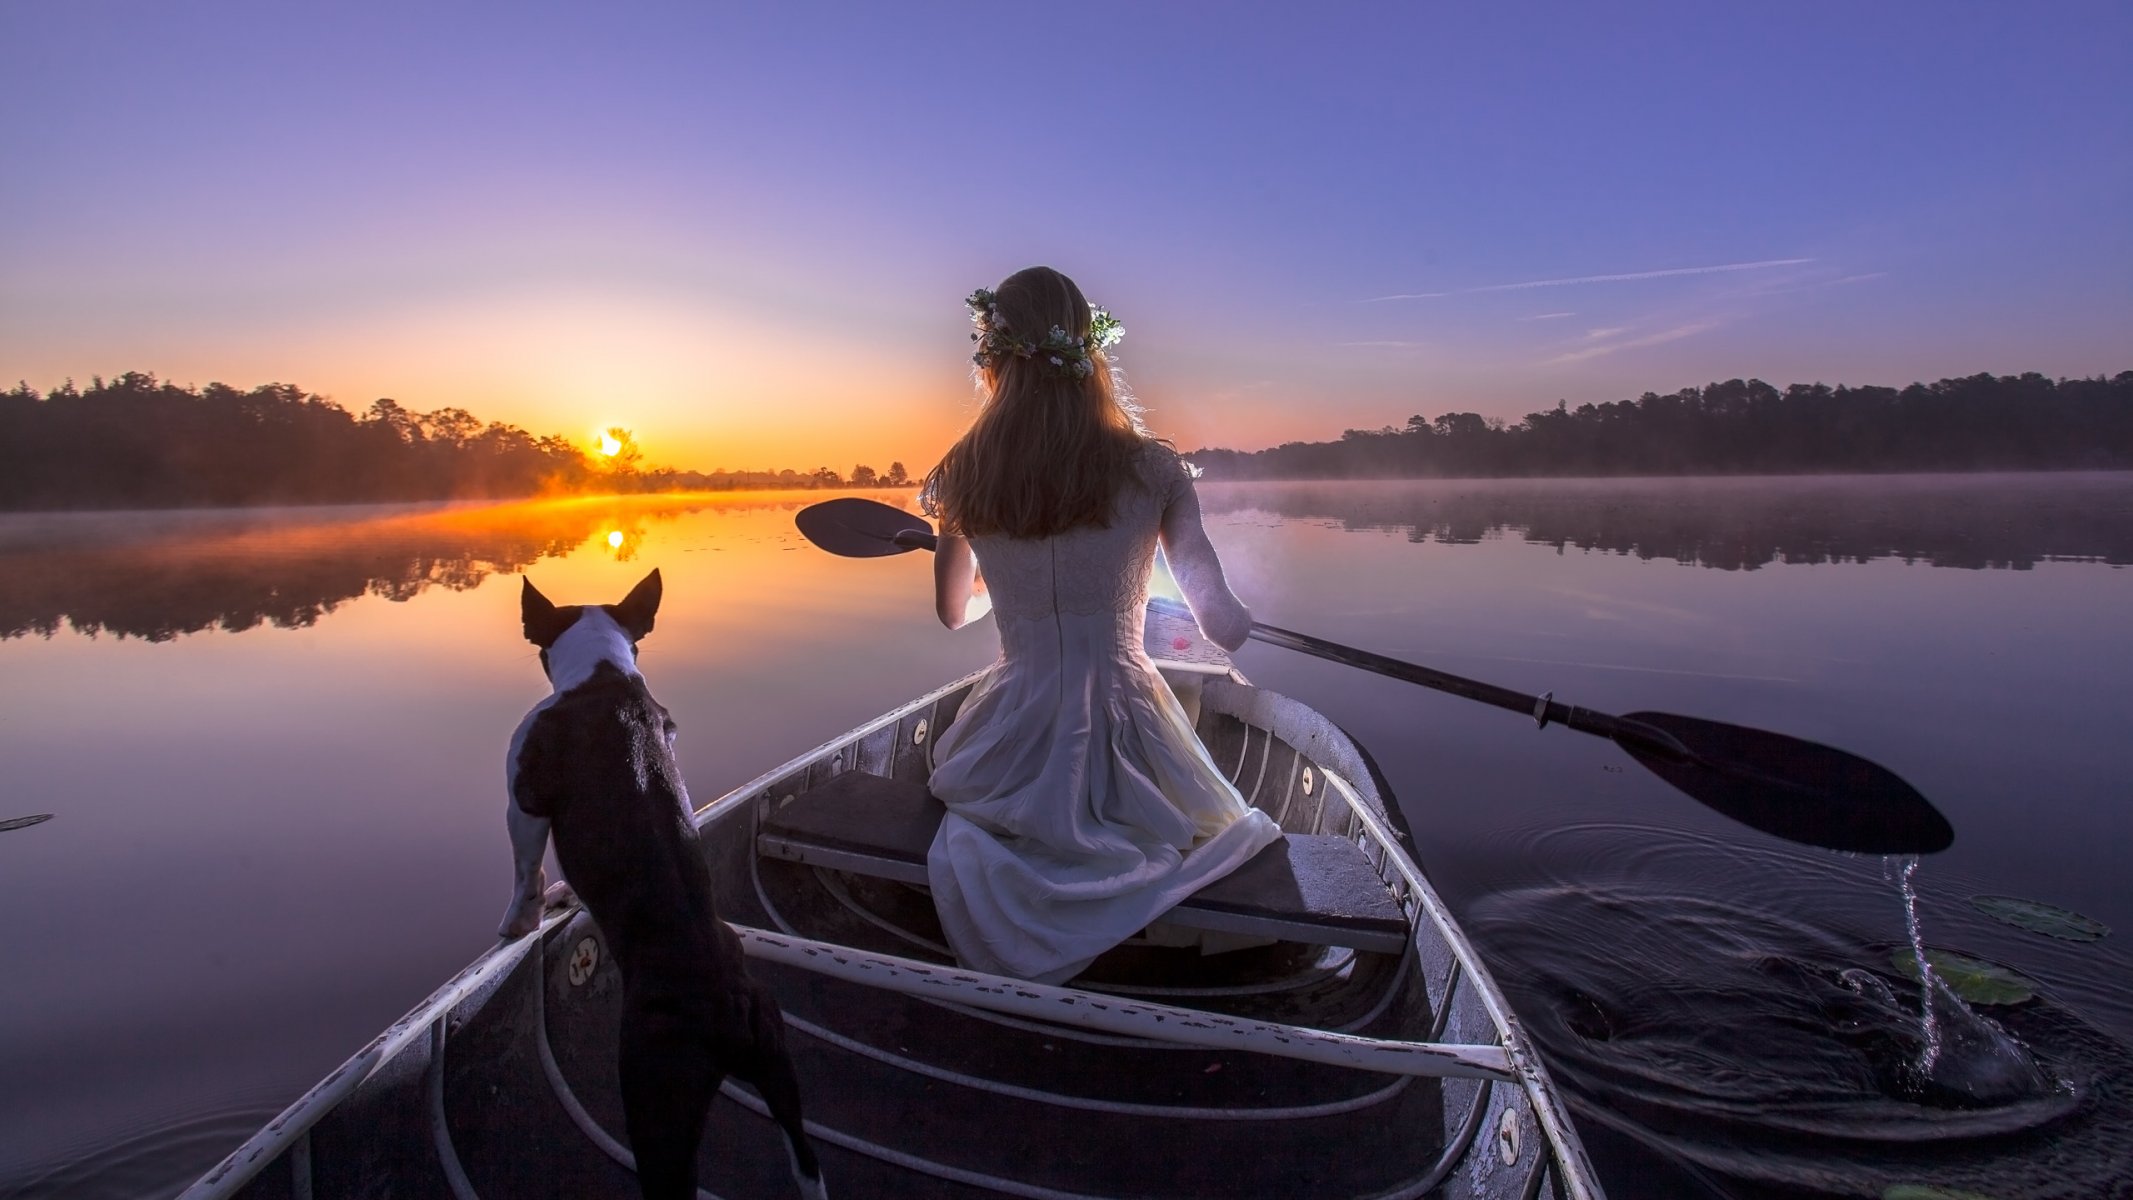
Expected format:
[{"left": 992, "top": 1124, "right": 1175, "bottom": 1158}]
[
  {"left": 606, "top": 530, "right": 624, "bottom": 548},
  {"left": 597, "top": 432, "right": 622, "bottom": 457}
]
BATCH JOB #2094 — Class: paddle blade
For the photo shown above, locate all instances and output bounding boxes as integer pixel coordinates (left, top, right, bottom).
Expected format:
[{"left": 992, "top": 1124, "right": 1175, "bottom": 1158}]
[
  {"left": 1616, "top": 711, "right": 1953, "bottom": 855},
  {"left": 795, "top": 498, "right": 936, "bottom": 558}
]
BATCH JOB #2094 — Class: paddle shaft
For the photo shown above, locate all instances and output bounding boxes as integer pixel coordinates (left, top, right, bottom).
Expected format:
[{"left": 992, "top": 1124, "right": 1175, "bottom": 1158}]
[
  {"left": 1140, "top": 597, "right": 1690, "bottom": 760},
  {"left": 894, "top": 525, "right": 1693, "bottom": 760},
  {"left": 1239, "top": 615, "right": 1690, "bottom": 760}
]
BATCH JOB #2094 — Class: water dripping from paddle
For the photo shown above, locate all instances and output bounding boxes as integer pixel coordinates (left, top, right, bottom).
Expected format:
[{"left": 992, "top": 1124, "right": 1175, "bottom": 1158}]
[{"left": 1873, "top": 855, "right": 2048, "bottom": 1109}]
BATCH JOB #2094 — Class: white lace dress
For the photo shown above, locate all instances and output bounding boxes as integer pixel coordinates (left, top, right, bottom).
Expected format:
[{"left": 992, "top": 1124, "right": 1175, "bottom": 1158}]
[{"left": 926, "top": 443, "right": 1285, "bottom": 983}]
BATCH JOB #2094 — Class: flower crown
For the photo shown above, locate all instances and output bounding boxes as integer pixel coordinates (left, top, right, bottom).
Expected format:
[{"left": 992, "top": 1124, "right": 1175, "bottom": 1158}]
[{"left": 967, "top": 287, "right": 1124, "bottom": 380}]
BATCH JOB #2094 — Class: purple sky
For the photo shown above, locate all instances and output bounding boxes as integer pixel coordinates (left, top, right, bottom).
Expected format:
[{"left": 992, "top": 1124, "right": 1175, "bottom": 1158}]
[{"left": 4, "top": 2, "right": 2127, "bottom": 469}]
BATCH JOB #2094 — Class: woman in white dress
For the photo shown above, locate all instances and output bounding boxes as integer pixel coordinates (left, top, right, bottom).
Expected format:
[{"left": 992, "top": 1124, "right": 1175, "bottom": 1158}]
[{"left": 921, "top": 265, "right": 1284, "bottom": 984}]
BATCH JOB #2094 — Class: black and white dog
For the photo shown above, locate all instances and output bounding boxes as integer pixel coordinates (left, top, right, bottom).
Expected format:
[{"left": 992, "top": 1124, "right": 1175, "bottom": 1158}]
[{"left": 500, "top": 569, "right": 827, "bottom": 1200}]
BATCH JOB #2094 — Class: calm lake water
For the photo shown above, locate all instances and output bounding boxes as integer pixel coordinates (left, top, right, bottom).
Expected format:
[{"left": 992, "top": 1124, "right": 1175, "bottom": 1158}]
[{"left": 3, "top": 475, "right": 2130, "bottom": 1199}]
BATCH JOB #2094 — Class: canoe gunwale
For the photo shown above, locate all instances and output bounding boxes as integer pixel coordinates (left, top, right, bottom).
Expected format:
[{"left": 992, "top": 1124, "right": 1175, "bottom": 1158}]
[{"left": 1317, "top": 762, "right": 1605, "bottom": 1200}]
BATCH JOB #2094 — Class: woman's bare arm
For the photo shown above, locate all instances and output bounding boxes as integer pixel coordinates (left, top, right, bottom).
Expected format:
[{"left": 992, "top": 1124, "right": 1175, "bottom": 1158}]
[
  {"left": 1159, "top": 481, "right": 1251, "bottom": 651},
  {"left": 933, "top": 533, "right": 992, "bottom": 630}
]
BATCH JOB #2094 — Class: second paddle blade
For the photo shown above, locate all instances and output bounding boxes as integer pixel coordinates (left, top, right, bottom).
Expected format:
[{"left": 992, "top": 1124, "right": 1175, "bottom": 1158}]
[
  {"left": 794, "top": 498, "right": 934, "bottom": 558},
  {"left": 1616, "top": 710, "right": 1955, "bottom": 855}
]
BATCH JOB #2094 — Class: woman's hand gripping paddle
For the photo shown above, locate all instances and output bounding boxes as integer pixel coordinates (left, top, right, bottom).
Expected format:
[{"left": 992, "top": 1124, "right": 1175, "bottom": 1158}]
[{"left": 794, "top": 497, "right": 1954, "bottom": 856}]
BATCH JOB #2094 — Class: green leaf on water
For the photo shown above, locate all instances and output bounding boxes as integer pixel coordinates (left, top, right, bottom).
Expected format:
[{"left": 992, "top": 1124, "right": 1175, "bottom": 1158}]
[
  {"left": 1882, "top": 1185, "right": 2000, "bottom": 1200},
  {"left": 1890, "top": 947, "right": 2036, "bottom": 1007},
  {"left": 1971, "top": 894, "right": 2109, "bottom": 943},
  {"left": 0, "top": 814, "right": 53, "bottom": 833}
]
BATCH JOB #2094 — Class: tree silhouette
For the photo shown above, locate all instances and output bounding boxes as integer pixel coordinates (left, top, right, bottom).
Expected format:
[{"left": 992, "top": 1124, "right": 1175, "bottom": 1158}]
[
  {"left": 1190, "top": 372, "right": 2133, "bottom": 480},
  {"left": 0, "top": 375, "right": 931, "bottom": 508},
  {"left": 600, "top": 427, "right": 645, "bottom": 472},
  {"left": 0, "top": 497, "right": 743, "bottom": 642}
]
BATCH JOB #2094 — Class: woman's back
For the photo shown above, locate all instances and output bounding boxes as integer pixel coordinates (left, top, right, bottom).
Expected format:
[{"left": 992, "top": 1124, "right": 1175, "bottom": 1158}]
[{"left": 968, "top": 441, "right": 1174, "bottom": 635}]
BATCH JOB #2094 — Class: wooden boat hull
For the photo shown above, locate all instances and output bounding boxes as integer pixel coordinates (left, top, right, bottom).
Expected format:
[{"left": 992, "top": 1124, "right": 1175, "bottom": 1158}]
[{"left": 185, "top": 652, "right": 1603, "bottom": 1199}]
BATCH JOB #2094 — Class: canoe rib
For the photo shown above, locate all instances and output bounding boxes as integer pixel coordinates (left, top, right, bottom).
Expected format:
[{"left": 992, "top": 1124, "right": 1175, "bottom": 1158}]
[
  {"left": 426, "top": 1018, "right": 480, "bottom": 1200},
  {"left": 768, "top": 1003, "right": 1417, "bottom": 1121}
]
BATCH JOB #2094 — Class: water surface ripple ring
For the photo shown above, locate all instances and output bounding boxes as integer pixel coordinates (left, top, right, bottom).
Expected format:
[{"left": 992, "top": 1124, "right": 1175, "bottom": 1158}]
[{"left": 1467, "top": 882, "right": 2133, "bottom": 1197}]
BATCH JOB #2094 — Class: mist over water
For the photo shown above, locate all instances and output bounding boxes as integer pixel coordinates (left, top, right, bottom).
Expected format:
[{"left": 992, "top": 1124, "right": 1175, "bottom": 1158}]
[
  {"left": 1193, "top": 471, "right": 2133, "bottom": 570},
  {"left": 2, "top": 474, "right": 2129, "bottom": 1199}
]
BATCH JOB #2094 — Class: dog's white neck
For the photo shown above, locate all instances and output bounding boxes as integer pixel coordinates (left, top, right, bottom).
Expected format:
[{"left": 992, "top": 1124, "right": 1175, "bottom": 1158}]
[{"left": 546, "top": 609, "right": 641, "bottom": 692}]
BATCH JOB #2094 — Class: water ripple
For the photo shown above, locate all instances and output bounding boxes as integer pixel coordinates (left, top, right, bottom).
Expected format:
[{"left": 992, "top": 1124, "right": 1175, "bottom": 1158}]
[
  {"left": 1469, "top": 880, "right": 2133, "bottom": 1198},
  {"left": 2, "top": 1098, "right": 280, "bottom": 1200}
]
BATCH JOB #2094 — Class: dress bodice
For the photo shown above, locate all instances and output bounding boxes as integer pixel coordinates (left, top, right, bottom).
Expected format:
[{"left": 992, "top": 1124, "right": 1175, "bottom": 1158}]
[{"left": 964, "top": 443, "right": 1188, "bottom": 655}]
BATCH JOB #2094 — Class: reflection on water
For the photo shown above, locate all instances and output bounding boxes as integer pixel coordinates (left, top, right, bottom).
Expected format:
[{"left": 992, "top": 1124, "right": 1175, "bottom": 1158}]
[
  {"left": 1200, "top": 473, "right": 2133, "bottom": 570},
  {"left": 0, "top": 493, "right": 903, "bottom": 643},
  {"left": 1, "top": 477, "right": 2128, "bottom": 1200},
  {"left": 8, "top": 474, "right": 2125, "bottom": 648}
]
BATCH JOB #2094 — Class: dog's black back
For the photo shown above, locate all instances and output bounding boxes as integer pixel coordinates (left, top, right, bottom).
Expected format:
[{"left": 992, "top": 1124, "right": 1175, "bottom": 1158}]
[
  {"left": 514, "top": 665, "right": 721, "bottom": 980},
  {"left": 514, "top": 571, "right": 825, "bottom": 1200}
]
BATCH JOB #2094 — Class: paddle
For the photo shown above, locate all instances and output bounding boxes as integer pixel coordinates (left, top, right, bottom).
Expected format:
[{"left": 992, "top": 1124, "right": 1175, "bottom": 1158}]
[{"left": 793, "top": 497, "right": 1954, "bottom": 855}]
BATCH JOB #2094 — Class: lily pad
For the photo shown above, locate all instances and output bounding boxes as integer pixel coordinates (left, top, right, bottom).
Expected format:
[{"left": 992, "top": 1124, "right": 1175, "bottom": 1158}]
[
  {"left": 0, "top": 814, "right": 53, "bottom": 833},
  {"left": 1882, "top": 1185, "right": 1999, "bottom": 1200},
  {"left": 1971, "top": 894, "right": 2109, "bottom": 943},
  {"left": 1890, "top": 947, "right": 2037, "bottom": 1007}
]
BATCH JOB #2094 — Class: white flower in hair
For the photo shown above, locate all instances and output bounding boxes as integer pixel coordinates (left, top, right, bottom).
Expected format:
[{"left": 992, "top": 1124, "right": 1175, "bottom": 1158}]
[{"left": 964, "top": 286, "right": 1124, "bottom": 378}]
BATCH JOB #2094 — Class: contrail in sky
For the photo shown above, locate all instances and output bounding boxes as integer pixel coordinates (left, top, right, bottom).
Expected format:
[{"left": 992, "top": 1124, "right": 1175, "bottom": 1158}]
[
  {"left": 1477, "top": 257, "right": 1815, "bottom": 292},
  {"left": 1366, "top": 257, "right": 1813, "bottom": 302}
]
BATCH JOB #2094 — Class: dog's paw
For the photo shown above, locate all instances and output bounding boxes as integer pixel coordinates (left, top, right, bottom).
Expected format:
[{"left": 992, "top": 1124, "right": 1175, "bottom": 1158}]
[
  {"left": 497, "top": 893, "right": 546, "bottom": 939},
  {"left": 542, "top": 880, "right": 578, "bottom": 911}
]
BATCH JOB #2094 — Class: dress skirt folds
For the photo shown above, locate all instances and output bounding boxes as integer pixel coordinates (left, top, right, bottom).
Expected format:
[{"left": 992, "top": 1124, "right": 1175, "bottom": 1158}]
[{"left": 924, "top": 444, "right": 1282, "bottom": 984}]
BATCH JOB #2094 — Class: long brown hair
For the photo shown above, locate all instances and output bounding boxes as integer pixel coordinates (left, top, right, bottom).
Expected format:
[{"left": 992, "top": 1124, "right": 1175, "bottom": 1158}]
[{"left": 925, "top": 266, "right": 1152, "bottom": 539}]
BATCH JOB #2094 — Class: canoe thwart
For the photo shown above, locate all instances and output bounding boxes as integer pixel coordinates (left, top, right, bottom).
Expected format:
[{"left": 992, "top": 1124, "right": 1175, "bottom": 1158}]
[
  {"left": 757, "top": 770, "right": 1411, "bottom": 954},
  {"left": 731, "top": 922, "right": 1514, "bottom": 1082}
]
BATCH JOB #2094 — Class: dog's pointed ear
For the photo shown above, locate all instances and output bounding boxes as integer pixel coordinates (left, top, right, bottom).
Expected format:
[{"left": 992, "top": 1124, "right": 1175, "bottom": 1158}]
[
  {"left": 613, "top": 569, "right": 661, "bottom": 640},
  {"left": 521, "top": 577, "right": 564, "bottom": 646}
]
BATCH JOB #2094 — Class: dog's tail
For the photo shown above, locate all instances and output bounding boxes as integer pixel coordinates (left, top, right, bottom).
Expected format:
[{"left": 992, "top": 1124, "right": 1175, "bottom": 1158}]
[{"left": 745, "top": 984, "right": 828, "bottom": 1200}]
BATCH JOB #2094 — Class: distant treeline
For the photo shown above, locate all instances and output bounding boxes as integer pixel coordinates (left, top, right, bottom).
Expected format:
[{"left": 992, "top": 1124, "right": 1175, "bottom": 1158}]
[
  {"left": 0, "top": 372, "right": 911, "bottom": 510},
  {"left": 1194, "top": 475, "right": 2133, "bottom": 571},
  {"left": 1189, "top": 372, "right": 2133, "bottom": 479}
]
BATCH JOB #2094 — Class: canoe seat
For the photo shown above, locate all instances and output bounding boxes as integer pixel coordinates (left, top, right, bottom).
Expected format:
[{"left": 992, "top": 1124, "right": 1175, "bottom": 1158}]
[{"left": 757, "top": 771, "right": 1410, "bottom": 954}]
